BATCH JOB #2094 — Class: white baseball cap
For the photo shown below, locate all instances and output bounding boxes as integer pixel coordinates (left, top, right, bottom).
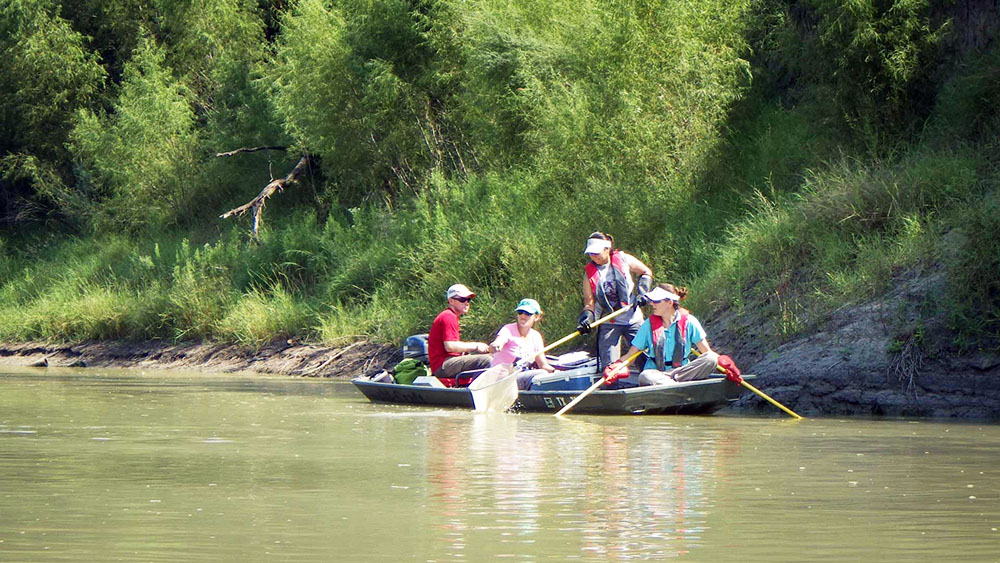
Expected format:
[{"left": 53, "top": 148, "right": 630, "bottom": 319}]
[{"left": 446, "top": 284, "right": 476, "bottom": 300}]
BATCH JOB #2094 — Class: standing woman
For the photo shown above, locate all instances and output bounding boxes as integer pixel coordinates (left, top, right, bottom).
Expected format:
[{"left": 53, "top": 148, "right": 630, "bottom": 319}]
[{"left": 576, "top": 232, "right": 653, "bottom": 370}]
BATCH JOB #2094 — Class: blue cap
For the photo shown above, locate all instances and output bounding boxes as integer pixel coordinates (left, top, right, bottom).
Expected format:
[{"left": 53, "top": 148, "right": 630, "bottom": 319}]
[{"left": 514, "top": 298, "right": 541, "bottom": 315}]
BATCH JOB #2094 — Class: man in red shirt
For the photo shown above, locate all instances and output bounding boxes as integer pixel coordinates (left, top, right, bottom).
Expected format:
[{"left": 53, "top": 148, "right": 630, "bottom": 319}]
[{"left": 428, "top": 284, "right": 492, "bottom": 380}]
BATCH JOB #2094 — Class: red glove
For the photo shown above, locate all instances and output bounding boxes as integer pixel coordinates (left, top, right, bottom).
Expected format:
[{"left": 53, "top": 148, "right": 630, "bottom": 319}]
[
  {"left": 603, "top": 362, "right": 626, "bottom": 385},
  {"left": 717, "top": 355, "right": 742, "bottom": 383}
]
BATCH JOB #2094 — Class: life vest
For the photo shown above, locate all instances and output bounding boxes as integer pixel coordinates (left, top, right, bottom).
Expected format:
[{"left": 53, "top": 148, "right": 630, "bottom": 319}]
[
  {"left": 650, "top": 308, "right": 690, "bottom": 370},
  {"left": 585, "top": 251, "right": 632, "bottom": 311}
]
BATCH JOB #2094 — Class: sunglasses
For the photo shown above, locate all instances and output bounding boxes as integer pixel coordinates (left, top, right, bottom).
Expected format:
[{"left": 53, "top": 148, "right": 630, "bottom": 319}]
[
  {"left": 516, "top": 310, "right": 535, "bottom": 316},
  {"left": 451, "top": 296, "right": 471, "bottom": 303}
]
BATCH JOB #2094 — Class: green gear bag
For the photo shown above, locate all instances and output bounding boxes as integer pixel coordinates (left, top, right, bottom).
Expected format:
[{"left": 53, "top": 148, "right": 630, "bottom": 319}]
[{"left": 393, "top": 357, "right": 430, "bottom": 385}]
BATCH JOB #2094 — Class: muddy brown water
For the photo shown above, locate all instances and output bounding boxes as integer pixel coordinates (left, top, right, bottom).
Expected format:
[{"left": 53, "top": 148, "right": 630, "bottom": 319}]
[{"left": 1, "top": 367, "right": 998, "bottom": 561}]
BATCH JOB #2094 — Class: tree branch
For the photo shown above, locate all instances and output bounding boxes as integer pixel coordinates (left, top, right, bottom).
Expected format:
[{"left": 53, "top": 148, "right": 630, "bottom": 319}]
[
  {"left": 214, "top": 146, "right": 287, "bottom": 158},
  {"left": 220, "top": 154, "right": 310, "bottom": 239}
]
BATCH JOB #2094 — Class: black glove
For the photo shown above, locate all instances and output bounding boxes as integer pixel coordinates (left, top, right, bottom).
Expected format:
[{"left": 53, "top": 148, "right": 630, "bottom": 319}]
[
  {"left": 577, "top": 310, "right": 596, "bottom": 334},
  {"left": 635, "top": 274, "right": 653, "bottom": 307},
  {"left": 637, "top": 274, "right": 652, "bottom": 293}
]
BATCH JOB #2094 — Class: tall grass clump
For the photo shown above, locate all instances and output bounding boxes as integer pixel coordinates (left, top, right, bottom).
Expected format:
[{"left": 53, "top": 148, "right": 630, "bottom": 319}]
[
  {"left": 215, "top": 285, "right": 316, "bottom": 349},
  {"left": 943, "top": 186, "right": 1000, "bottom": 351},
  {"left": 0, "top": 232, "right": 170, "bottom": 340},
  {"left": 691, "top": 146, "right": 981, "bottom": 341}
]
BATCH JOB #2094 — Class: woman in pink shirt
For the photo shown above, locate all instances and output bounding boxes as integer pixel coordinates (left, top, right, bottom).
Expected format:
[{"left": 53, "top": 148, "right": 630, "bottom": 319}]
[{"left": 489, "top": 298, "right": 556, "bottom": 374}]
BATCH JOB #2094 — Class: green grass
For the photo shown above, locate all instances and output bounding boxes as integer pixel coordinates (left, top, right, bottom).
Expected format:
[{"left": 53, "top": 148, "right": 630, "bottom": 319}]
[
  {"left": 1, "top": 134, "right": 994, "bottom": 354},
  {"left": 689, "top": 141, "right": 993, "bottom": 348}
]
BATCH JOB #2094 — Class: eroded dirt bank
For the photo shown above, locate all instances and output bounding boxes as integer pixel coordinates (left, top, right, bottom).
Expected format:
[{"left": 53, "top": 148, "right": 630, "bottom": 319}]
[
  {"left": 0, "top": 339, "right": 399, "bottom": 379},
  {"left": 717, "top": 270, "right": 1000, "bottom": 419}
]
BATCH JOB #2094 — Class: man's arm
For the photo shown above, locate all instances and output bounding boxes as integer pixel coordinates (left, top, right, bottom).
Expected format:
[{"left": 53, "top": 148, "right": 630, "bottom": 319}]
[{"left": 444, "top": 340, "right": 490, "bottom": 354}]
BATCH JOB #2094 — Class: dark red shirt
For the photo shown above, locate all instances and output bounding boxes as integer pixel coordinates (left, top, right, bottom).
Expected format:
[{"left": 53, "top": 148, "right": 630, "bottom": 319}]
[{"left": 428, "top": 308, "right": 461, "bottom": 373}]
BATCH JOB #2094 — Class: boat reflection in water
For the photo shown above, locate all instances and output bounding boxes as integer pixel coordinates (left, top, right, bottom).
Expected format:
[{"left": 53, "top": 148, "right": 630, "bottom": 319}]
[{"left": 423, "top": 412, "right": 741, "bottom": 559}]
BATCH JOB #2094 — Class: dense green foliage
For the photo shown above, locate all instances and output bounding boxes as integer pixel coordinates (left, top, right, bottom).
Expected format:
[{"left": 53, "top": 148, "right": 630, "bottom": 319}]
[{"left": 0, "top": 0, "right": 997, "bottom": 353}]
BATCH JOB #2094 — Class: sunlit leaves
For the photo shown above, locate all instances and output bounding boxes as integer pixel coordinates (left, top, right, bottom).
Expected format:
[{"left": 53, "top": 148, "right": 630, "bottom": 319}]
[{"left": 70, "top": 37, "right": 200, "bottom": 230}]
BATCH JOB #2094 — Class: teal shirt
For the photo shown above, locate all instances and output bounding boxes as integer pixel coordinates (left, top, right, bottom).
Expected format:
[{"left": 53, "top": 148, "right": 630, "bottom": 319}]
[{"left": 631, "top": 312, "right": 706, "bottom": 371}]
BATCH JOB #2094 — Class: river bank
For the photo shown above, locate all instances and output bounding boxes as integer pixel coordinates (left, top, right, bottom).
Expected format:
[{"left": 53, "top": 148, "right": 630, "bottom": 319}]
[
  {"left": 3, "top": 266, "right": 998, "bottom": 420},
  {"left": 0, "top": 339, "right": 397, "bottom": 380},
  {"left": 721, "top": 270, "right": 1000, "bottom": 419},
  {"left": 2, "top": 327, "right": 999, "bottom": 419}
]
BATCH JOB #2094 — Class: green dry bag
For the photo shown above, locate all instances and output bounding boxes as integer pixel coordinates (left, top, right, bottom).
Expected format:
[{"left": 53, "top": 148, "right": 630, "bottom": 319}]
[{"left": 393, "top": 357, "right": 430, "bottom": 385}]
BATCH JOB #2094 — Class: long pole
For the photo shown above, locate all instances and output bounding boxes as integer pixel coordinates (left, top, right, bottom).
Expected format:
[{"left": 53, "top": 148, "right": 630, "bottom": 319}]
[
  {"left": 554, "top": 348, "right": 644, "bottom": 417},
  {"left": 740, "top": 379, "right": 803, "bottom": 419},
  {"left": 693, "top": 349, "right": 804, "bottom": 420},
  {"left": 534, "top": 305, "right": 633, "bottom": 358}
]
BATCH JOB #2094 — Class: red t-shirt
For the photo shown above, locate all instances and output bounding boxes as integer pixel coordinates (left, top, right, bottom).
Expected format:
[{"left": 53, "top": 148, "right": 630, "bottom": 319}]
[{"left": 428, "top": 308, "right": 461, "bottom": 373}]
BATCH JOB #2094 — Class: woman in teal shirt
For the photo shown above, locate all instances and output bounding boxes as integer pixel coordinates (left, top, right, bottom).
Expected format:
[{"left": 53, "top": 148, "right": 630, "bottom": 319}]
[{"left": 604, "top": 283, "right": 721, "bottom": 386}]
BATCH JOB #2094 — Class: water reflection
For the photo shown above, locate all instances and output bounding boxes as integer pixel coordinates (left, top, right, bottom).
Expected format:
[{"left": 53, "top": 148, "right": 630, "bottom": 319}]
[
  {"left": 423, "top": 413, "right": 745, "bottom": 559},
  {"left": 2, "top": 370, "right": 999, "bottom": 562}
]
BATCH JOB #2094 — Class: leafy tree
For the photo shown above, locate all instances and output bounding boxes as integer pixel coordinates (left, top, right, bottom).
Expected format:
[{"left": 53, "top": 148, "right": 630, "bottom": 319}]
[
  {"left": 60, "top": 0, "right": 150, "bottom": 83},
  {"left": 270, "top": 0, "right": 447, "bottom": 205},
  {"left": 753, "top": 0, "right": 948, "bottom": 136},
  {"left": 70, "top": 36, "right": 200, "bottom": 231},
  {"left": 0, "top": 0, "right": 105, "bottom": 224}
]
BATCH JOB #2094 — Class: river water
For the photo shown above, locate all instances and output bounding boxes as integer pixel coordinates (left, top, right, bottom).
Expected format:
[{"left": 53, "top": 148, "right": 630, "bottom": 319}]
[{"left": 1, "top": 367, "right": 997, "bottom": 562}]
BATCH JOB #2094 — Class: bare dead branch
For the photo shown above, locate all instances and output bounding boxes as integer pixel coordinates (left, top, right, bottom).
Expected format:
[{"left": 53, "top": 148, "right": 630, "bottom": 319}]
[
  {"left": 220, "top": 154, "right": 310, "bottom": 239},
  {"left": 214, "top": 146, "right": 287, "bottom": 158}
]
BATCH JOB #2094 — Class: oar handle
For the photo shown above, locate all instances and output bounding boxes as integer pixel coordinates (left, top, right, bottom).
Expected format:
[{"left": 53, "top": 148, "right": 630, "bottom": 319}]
[
  {"left": 553, "top": 375, "right": 606, "bottom": 417},
  {"left": 534, "top": 305, "right": 634, "bottom": 360},
  {"left": 555, "top": 348, "right": 644, "bottom": 417},
  {"left": 540, "top": 331, "right": 581, "bottom": 355},
  {"left": 588, "top": 304, "right": 633, "bottom": 329}
]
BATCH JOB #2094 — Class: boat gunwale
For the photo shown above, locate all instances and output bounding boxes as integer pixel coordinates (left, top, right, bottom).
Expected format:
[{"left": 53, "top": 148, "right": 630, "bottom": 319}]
[{"left": 351, "top": 374, "right": 753, "bottom": 395}]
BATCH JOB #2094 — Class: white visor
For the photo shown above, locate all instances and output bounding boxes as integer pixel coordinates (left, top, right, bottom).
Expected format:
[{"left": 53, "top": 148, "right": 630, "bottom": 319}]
[
  {"left": 644, "top": 287, "right": 680, "bottom": 303},
  {"left": 583, "top": 238, "right": 612, "bottom": 254}
]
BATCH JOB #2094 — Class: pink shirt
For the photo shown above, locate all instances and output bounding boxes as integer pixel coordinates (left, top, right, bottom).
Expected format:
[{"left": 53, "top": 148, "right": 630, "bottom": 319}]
[{"left": 490, "top": 323, "right": 545, "bottom": 366}]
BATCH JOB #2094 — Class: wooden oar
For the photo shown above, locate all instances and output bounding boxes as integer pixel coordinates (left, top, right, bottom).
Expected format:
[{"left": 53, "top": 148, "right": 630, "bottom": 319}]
[
  {"left": 554, "top": 348, "right": 644, "bottom": 417},
  {"left": 514, "top": 305, "right": 630, "bottom": 370},
  {"left": 534, "top": 305, "right": 633, "bottom": 357}
]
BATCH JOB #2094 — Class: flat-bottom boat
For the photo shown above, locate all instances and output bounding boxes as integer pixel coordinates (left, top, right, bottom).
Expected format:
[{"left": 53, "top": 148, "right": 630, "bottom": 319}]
[{"left": 351, "top": 373, "right": 752, "bottom": 415}]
